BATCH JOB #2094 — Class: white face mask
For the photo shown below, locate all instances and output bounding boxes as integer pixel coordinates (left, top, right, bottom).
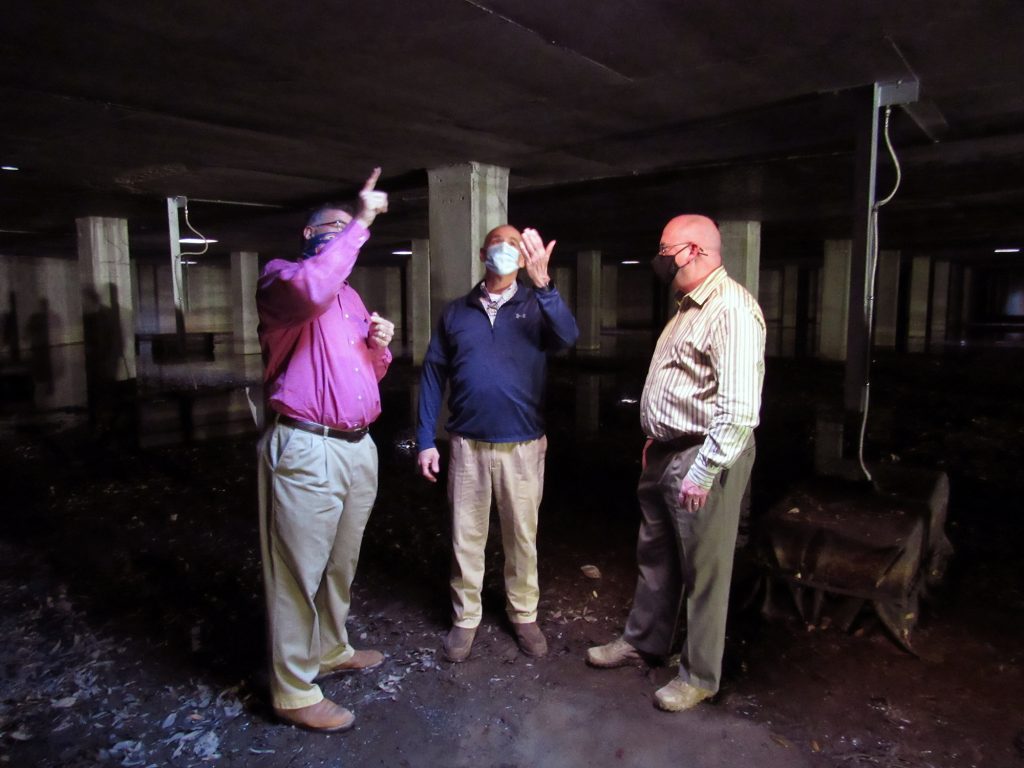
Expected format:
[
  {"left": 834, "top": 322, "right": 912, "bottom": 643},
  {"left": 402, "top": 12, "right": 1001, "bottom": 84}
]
[{"left": 484, "top": 242, "right": 521, "bottom": 276}]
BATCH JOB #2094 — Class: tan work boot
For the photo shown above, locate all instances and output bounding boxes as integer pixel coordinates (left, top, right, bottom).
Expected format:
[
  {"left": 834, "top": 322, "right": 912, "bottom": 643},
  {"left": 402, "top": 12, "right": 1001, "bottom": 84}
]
[
  {"left": 274, "top": 698, "right": 355, "bottom": 732},
  {"left": 443, "top": 626, "right": 477, "bottom": 662},
  {"left": 513, "top": 621, "right": 548, "bottom": 657},
  {"left": 586, "top": 637, "right": 642, "bottom": 668},
  {"left": 653, "top": 678, "right": 714, "bottom": 712},
  {"left": 317, "top": 649, "right": 384, "bottom": 679}
]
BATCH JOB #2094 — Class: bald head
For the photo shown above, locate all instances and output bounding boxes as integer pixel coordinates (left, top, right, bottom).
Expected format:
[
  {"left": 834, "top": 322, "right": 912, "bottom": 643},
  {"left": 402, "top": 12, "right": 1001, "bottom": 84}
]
[
  {"left": 661, "top": 215, "right": 721, "bottom": 257},
  {"left": 482, "top": 224, "right": 522, "bottom": 251},
  {"left": 659, "top": 214, "right": 722, "bottom": 293}
]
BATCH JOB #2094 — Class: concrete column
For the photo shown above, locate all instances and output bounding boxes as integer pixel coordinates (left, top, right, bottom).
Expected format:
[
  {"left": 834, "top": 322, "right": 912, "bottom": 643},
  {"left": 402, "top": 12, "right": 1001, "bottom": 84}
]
[
  {"left": 408, "top": 239, "right": 431, "bottom": 365},
  {"left": 427, "top": 162, "right": 509, "bottom": 323},
  {"left": 781, "top": 264, "right": 799, "bottom": 357},
  {"left": 230, "top": 251, "right": 260, "bottom": 355},
  {"left": 907, "top": 256, "right": 930, "bottom": 353},
  {"left": 554, "top": 266, "right": 574, "bottom": 313},
  {"left": 601, "top": 264, "right": 618, "bottom": 330},
  {"left": 873, "top": 250, "right": 901, "bottom": 349},
  {"left": 77, "top": 216, "right": 135, "bottom": 380},
  {"left": 383, "top": 266, "right": 403, "bottom": 347},
  {"left": 930, "top": 260, "right": 950, "bottom": 351},
  {"left": 576, "top": 250, "right": 601, "bottom": 352},
  {"left": 820, "top": 239, "right": 852, "bottom": 361},
  {"left": 719, "top": 220, "right": 761, "bottom": 296}
]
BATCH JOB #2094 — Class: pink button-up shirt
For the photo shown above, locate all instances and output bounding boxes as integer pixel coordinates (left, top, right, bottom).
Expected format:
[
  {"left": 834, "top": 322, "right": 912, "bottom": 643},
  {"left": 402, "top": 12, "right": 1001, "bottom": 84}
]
[{"left": 256, "top": 221, "right": 392, "bottom": 430}]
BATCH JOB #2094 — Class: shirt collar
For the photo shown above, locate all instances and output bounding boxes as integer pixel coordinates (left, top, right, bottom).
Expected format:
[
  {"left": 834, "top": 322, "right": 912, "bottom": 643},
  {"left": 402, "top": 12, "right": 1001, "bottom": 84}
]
[
  {"left": 479, "top": 280, "right": 518, "bottom": 302},
  {"left": 678, "top": 266, "right": 727, "bottom": 309}
]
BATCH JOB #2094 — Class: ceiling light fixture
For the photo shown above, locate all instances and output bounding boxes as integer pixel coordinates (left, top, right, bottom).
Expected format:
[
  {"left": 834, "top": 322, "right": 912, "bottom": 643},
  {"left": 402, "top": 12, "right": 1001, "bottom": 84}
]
[
  {"left": 994, "top": 247, "right": 1020, "bottom": 253},
  {"left": 1, "top": 165, "right": 19, "bottom": 171},
  {"left": 179, "top": 237, "right": 218, "bottom": 245},
  {"left": 620, "top": 260, "right": 639, "bottom": 265},
  {"left": 391, "top": 249, "right": 413, "bottom": 255}
]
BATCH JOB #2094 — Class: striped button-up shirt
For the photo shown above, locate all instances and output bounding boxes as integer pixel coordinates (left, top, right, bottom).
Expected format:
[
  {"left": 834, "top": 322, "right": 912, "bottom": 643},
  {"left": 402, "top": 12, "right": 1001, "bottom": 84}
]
[
  {"left": 640, "top": 266, "right": 766, "bottom": 489},
  {"left": 479, "top": 280, "right": 518, "bottom": 326}
]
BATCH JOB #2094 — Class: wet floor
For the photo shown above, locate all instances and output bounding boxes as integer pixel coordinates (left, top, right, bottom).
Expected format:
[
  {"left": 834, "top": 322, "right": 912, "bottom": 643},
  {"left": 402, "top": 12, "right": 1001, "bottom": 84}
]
[{"left": 0, "top": 339, "right": 1022, "bottom": 767}]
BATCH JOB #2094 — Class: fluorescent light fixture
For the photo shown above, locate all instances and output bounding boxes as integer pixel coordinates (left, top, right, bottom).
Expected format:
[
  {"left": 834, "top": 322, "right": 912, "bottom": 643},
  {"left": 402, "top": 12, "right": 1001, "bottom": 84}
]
[
  {"left": 179, "top": 237, "right": 218, "bottom": 245},
  {"left": 391, "top": 249, "right": 413, "bottom": 255},
  {"left": 1, "top": 165, "right": 19, "bottom": 171},
  {"left": 181, "top": 260, "right": 198, "bottom": 266},
  {"left": 620, "top": 260, "right": 640, "bottom": 265},
  {"left": 994, "top": 248, "right": 1020, "bottom": 253}
]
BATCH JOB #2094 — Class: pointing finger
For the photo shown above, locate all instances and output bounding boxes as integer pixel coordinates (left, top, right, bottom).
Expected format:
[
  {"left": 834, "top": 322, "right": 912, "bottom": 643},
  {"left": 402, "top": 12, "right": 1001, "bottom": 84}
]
[{"left": 362, "top": 167, "right": 382, "bottom": 192}]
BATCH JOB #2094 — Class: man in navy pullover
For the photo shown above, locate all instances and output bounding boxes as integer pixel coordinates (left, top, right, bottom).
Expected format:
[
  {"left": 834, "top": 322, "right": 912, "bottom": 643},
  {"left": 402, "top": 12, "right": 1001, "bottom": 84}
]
[{"left": 417, "top": 224, "right": 578, "bottom": 662}]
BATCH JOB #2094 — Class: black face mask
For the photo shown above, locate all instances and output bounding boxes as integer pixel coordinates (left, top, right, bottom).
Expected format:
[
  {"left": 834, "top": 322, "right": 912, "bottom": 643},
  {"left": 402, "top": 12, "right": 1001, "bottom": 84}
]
[
  {"left": 301, "top": 232, "right": 336, "bottom": 260},
  {"left": 650, "top": 254, "right": 679, "bottom": 286}
]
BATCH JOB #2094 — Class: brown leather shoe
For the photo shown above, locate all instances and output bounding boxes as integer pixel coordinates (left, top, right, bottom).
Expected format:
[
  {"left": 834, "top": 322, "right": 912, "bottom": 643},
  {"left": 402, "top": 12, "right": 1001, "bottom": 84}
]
[
  {"left": 442, "top": 626, "right": 477, "bottom": 662},
  {"left": 586, "top": 637, "right": 641, "bottom": 668},
  {"left": 513, "top": 621, "right": 548, "bottom": 657},
  {"left": 318, "top": 649, "right": 384, "bottom": 678},
  {"left": 653, "top": 678, "right": 714, "bottom": 712},
  {"left": 274, "top": 698, "right": 355, "bottom": 732}
]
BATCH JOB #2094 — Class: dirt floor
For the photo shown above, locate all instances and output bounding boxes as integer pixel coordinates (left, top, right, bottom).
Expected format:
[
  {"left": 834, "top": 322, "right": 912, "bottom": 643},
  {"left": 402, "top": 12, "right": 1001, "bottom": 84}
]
[{"left": 1, "top": 349, "right": 1022, "bottom": 767}]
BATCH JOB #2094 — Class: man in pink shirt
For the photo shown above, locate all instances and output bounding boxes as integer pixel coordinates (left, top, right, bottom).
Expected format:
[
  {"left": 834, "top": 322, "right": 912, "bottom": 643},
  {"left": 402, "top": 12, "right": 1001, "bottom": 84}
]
[{"left": 256, "top": 169, "right": 394, "bottom": 732}]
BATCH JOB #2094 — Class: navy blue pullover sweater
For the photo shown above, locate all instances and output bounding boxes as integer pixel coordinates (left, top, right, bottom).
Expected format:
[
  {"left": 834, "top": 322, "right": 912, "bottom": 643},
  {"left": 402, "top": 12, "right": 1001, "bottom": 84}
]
[{"left": 416, "top": 281, "right": 579, "bottom": 450}]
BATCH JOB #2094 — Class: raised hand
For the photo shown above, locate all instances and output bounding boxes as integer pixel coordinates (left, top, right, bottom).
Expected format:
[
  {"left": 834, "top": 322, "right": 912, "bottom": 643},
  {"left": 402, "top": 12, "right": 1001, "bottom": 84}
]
[
  {"left": 356, "top": 167, "right": 389, "bottom": 227},
  {"left": 519, "top": 227, "right": 555, "bottom": 288}
]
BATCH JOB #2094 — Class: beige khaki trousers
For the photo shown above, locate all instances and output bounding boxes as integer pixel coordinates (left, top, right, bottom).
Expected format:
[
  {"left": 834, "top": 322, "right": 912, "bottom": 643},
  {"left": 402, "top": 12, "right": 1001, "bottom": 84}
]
[
  {"left": 448, "top": 434, "right": 547, "bottom": 628},
  {"left": 258, "top": 422, "right": 377, "bottom": 710}
]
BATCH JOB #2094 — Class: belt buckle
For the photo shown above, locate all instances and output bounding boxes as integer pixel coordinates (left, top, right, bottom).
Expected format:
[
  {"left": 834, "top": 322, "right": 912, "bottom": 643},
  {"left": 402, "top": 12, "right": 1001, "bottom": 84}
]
[{"left": 321, "top": 424, "right": 330, "bottom": 437}]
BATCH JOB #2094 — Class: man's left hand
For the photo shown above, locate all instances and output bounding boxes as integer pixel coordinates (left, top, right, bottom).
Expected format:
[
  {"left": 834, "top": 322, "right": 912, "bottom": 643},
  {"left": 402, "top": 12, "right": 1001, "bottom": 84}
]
[
  {"left": 678, "top": 477, "right": 710, "bottom": 513},
  {"left": 367, "top": 312, "right": 395, "bottom": 349},
  {"left": 519, "top": 228, "right": 555, "bottom": 289}
]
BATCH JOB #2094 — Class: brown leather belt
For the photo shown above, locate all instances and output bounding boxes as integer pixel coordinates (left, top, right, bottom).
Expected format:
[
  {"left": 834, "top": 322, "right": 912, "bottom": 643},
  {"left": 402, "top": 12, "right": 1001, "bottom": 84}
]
[{"left": 276, "top": 414, "right": 368, "bottom": 442}]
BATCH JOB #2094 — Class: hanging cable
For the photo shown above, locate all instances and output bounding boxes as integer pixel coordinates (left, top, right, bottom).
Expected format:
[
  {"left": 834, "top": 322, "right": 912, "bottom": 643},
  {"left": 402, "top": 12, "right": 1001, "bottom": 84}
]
[
  {"left": 857, "top": 106, "right": 902, "bottom": 484},
  {"left": 178, "top": 201, "right": 210, "bottom": 258}
]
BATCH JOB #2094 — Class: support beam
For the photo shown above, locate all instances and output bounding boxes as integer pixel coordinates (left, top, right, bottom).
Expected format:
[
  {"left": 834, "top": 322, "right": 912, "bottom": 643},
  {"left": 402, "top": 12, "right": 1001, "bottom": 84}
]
[
  {"left": 427, "top": 162, "right": 508, "bottom": 323},
  {"left": 408, "top": 239, "right": 431, "bottom": 365},
  {"left": 873, "top": 250, "right": 901, "bottom": 349},
  {"left": 77, "top": 216, "right": 136, "bottom": 382},
  {"left": 719, "top": 220, "right": 761, "bottom": 297},
  {"left": 576, "top": 250, "right": 601, "bottom": 352},
  {"left": 166, "top": 197, "right": 187, "bottom": 339},
  {"left": 820, "top": 240, "right": 852, "bottom": 362},
  {"left": 230, "top": 251, "right": 260, "bottom": 355}
]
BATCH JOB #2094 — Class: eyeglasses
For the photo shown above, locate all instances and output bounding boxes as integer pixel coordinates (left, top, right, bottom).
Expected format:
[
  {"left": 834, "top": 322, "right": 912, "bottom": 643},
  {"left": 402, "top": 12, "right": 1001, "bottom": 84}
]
[
  {"left": 310, "top": 218, "right": 351, "bottom": 230},
  {"left": 657, "top": 242, "right": 696, "bottom": 258}
]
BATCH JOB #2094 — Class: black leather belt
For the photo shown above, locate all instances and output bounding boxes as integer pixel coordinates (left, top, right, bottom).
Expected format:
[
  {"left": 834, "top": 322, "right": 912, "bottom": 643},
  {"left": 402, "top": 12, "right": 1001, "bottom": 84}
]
[
  {"left": 651, "top": 434, "right": 705, "bottom": 452},
  {"left": 276, "top": 414, "right": 368, "bottom": 442}
]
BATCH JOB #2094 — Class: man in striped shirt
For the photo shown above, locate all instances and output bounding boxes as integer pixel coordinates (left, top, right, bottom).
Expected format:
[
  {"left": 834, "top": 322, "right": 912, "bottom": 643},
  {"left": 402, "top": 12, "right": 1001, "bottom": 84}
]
[{"left": 587, "top": 214, "right": 766, "bottom": 712}]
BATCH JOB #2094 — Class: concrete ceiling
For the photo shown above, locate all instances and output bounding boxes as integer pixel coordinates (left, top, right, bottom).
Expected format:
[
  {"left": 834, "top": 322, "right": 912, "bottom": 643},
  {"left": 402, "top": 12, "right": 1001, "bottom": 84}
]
[{"left": 3, "top": 1, "right": 1024, "bottom": 264}]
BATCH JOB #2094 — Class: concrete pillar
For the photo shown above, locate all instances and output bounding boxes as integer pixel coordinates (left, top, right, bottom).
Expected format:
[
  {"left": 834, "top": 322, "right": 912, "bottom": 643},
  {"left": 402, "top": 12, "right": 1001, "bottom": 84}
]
[
  {"left": 408, "top": 238, "right": 431, "bottom": 365},
  {"left": 873, "top": 250, "right": 901, "bottom": 349},
  {"left": 427, "top": 162, "right": 509, "bottom": 323},
  {"left": 77, "top": 216, "right": 135, "bottom": 380},
  {"left": 230, "top": 251, "right": 260, "bottom": 354},
  {"left": 930, "top": 260, "right": 950, "bottom": 351},
  {"left": 907, "top": 256, "right": 930, "bottom": 353},
  {"left": 719, "top": 220, "right": 761, "bottom": 296},
  {"left": 383, "top": 266, "right": 402, "bottom": 347},
  {"left": 781, "top": 264, "right": 799, "bottom": 357},
  {"left": 576, "top": 250, "right": 601, "bottom": 352},
  {"left": 554, "top": 266, "right": 574, "bottom": 313},
  {"left": 601, "top": 264, "right": 618, "bottom": 330},
  {"left": 820, "top": 240, "right": 852, "bottom": 361}
]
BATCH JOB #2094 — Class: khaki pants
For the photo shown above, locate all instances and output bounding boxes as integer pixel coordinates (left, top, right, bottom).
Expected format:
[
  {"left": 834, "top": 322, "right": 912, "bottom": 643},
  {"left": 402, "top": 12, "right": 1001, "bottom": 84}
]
[
  {"left": 448, "top": 434, "right": 547, "bottom": 628},
  {"left": 258, "top": 422, "right": 378, "bottom": 709},
  {"left": 623, "top": 438, "right": 755, "bottom": 693}
]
